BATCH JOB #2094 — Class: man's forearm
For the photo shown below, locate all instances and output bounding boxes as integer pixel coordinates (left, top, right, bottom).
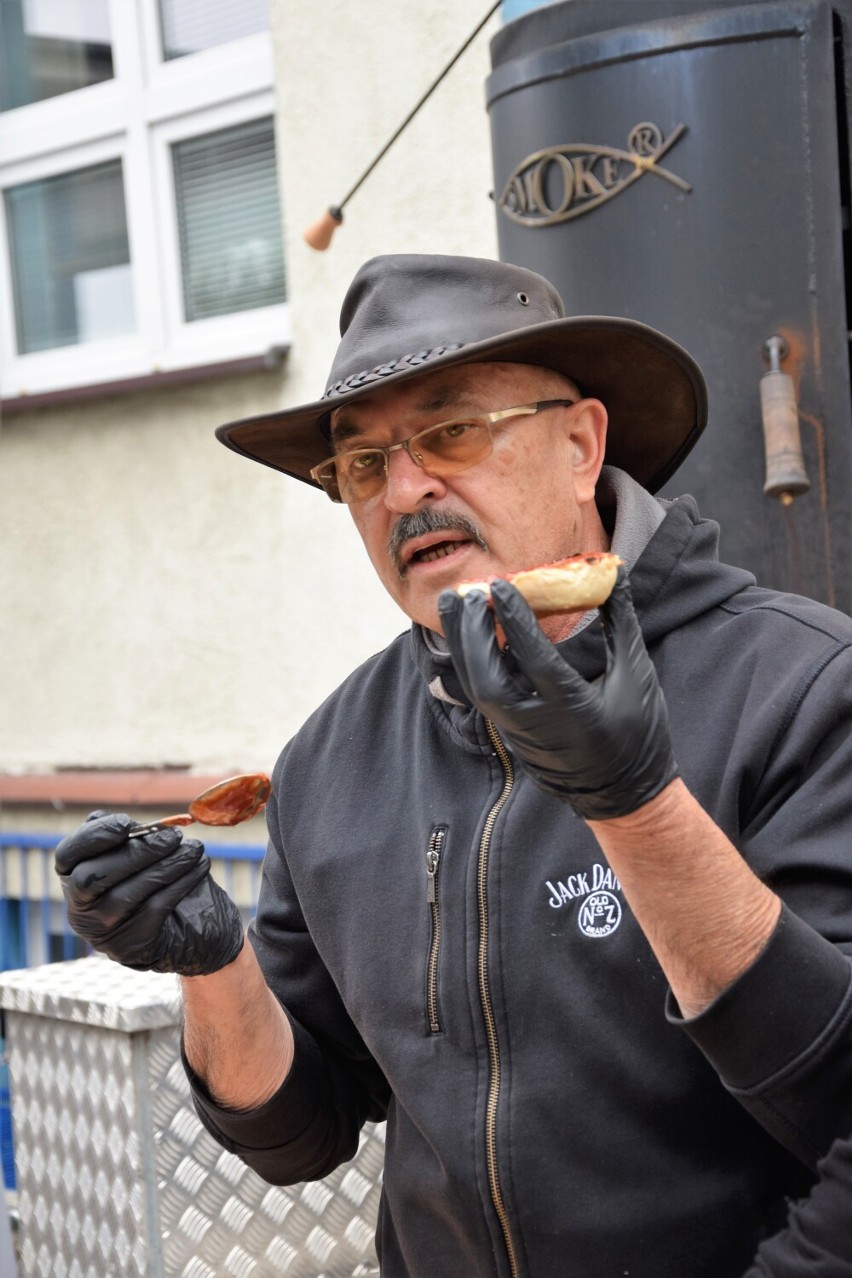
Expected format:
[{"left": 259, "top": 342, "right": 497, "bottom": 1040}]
[
  {"left": 587, "top": 778, "right": 782, "bottom": 1019},
  {"left": 181, "top": 937, "right": 294, "bottom": 1110}
]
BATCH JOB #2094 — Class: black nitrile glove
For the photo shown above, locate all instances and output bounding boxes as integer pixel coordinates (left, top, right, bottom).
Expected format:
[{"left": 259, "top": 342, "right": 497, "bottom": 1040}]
[
  {"left": 55, "top": 811, "right": 245, "bottom": 975},
  {"left": 437, "top": 568, "right": 678, "bottom": 820}
]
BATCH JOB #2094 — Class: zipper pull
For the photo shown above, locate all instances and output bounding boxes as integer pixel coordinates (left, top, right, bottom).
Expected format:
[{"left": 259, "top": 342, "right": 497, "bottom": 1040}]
[{"left": 426, "top": 848, "right": 440, "bottom": 903}]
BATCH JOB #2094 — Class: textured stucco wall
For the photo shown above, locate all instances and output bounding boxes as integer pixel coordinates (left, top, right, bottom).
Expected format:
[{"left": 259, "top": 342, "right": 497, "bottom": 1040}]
[{"left": 0, "top": 0, "right": 500, "bottom": 779}]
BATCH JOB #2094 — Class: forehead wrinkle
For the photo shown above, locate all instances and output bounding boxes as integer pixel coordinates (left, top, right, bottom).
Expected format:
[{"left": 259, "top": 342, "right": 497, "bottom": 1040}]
[
  {"left": 328, "top": 361, "right": 559, "bottom": 450},
  {"left": 329, "top": 382, "right": 484, "bottom": 450}
]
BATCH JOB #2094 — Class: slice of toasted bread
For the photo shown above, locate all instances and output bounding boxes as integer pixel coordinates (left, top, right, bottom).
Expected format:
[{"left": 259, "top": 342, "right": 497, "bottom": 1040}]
[{"left": 456, "top": 552, "right": 622, "bottom": 615}]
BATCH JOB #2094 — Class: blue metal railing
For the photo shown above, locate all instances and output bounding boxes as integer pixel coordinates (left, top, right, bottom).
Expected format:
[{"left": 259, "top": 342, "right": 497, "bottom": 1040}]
[{"left": 0, "top": 831, "right": 265, "bottom": 1193}]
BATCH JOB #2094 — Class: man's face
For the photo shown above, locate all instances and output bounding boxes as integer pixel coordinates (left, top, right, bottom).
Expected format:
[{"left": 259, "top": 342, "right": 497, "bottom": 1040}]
[{"left": 331, "top": 362, "right": 609, "bottom": 635}]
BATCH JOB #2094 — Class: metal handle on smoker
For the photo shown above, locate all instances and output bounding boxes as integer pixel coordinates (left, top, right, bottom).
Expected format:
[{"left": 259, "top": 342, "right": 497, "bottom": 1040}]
[{"left": 760, "top": 335, "right": 810, "bottom": 505}]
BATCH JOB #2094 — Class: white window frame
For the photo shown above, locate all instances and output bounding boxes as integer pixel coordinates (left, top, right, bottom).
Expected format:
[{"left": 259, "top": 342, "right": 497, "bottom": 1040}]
[{"left": 0, "top": 0, "right": 288, "bottom": 401}]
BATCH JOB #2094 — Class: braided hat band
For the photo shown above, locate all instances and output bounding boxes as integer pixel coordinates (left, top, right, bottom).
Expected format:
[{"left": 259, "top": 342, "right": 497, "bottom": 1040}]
[{"left": 323, "top": 345, "right": 464, "bottom": 399}]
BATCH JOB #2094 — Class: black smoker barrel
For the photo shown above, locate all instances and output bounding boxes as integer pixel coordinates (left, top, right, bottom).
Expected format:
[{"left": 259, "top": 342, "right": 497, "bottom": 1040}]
[{"left": 488, "top": 0, "right": 852, "bottom": 611}]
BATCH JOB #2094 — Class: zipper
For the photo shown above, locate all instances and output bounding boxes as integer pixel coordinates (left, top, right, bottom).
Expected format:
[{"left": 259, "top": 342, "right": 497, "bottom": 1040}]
[
  {"left": 425, "top": 825, "right": 447, "bottom": 1034},
  {"left": 479, "top": 720, "right": 521, "bottom": 1278}
]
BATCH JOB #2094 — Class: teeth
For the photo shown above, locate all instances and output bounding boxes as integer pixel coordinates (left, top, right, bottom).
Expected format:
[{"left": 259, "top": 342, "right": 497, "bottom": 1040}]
[{"left": 417, "top": 541, "right": 459, "bottom": 564}]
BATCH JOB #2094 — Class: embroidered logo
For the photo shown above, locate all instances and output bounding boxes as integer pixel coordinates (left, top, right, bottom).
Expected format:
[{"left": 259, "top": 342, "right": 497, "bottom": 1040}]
[
  {"left": 546, "top": 863, "right": 623, "bottom": 937},
  {"left": 498, "top": 122, "right": 691, "bottom": 227},
  {"left": 577, "top": 891, "right": 622, "bottom": 938}
]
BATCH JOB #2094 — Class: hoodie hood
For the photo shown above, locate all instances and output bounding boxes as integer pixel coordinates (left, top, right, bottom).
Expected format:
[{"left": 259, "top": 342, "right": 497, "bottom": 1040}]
[{"left": 623, "top": 495, "right": 756, "bottom": 647}]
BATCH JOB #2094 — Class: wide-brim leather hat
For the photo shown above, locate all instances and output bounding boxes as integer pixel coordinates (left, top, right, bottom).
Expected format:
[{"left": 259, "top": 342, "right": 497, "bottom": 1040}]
[{"left": 215, "top": 254, "right": 707, "bottom": 493}]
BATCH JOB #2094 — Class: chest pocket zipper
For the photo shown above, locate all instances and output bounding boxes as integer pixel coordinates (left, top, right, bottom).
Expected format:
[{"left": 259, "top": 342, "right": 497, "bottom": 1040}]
[{"left": 425, "top": 825, "right": 447, "bottom": 1034}]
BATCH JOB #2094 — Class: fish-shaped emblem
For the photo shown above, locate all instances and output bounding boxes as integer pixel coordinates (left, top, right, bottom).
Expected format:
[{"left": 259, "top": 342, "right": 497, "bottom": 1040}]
[{"left": 498, "top": 122, "right": 691, "bottom": 227}]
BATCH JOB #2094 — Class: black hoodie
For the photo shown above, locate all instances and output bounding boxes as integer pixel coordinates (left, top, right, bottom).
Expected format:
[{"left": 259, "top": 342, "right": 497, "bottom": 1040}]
[
  {"left": 744, "top": 1127, "right": 852, "bottom": 1275},
  {"left": 189, "top": 485, "right": 852, "bottom": 1278}
]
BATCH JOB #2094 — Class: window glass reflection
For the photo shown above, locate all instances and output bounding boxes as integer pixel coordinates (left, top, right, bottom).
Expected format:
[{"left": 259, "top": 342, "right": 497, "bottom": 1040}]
[
  {"left": 5, "top": 162, "right": 135, "bottom": 353},
  {"left": 0, "top": 0, "right": 113, "bottom": 113}
]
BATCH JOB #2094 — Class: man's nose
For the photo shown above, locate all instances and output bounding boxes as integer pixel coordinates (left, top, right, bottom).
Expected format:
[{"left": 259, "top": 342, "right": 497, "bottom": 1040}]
[{"left": 382, "top": 446, "right": 447, "bottom": 511}]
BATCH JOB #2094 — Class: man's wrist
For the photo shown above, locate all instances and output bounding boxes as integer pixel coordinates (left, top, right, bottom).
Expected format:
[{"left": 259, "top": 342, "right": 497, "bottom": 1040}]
[
  {"left": 584, "top": 775, "right": 685, "bottom": 836},
  {"left": 180, "top": 927, "right": 249, "bottom": 989}
]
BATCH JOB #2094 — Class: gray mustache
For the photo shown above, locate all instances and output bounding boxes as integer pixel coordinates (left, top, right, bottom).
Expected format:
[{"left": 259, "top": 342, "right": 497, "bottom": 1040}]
[{"left": 389, "top": 510, "right": 488, "bottom": 578}]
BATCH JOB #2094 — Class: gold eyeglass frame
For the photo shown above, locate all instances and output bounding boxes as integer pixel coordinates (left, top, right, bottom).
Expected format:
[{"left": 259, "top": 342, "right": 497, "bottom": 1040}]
[{"left": 310, "top": 399, "right": 577, "bottom": 503}]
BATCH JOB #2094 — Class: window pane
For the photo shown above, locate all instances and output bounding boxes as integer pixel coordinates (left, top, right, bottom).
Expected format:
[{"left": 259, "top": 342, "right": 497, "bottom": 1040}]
[
  {"left": 5, "top": 161, "right": 135, "bottom": 354},
  {"left": 0, "top": 0, "right": 113, "bottom": 113},
  {"left": 172, "top": 118, "right": 286, "bottom": 322},
  {"left": 158, "top": 0, "right": 268, "bottom": 61}
]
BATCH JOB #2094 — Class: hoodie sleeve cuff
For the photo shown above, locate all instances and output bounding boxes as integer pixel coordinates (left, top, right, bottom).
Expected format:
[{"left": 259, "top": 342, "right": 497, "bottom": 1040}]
[
  {"left": 183, "top": 1008, "right": 330, "bottom": 1155},
  {"left": 666, "top": 905, "right": 852, "bottom": 1091}
]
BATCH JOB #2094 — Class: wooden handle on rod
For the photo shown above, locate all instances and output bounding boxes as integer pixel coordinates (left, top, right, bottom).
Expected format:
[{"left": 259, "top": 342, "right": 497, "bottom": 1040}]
[
  {"left": 760, "top": 336, "right": 810, "bottom": 504},
  {"left": 303, "top": 206, "right": 344, "bottom": 251}
]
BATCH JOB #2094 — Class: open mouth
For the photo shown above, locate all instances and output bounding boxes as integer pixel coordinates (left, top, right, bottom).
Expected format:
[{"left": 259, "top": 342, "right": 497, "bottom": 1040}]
[
  {"left": 390, "top": 512, "right": 488, "bottom": 580},
  {"left": 409, "top": 538, "right": 470, "bottom": 566}
]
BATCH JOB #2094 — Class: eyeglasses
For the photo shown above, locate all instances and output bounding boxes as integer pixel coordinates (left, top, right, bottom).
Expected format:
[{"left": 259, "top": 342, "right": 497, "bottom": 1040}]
[{"left": 310, "top": 399, "right": 576, "bottom": 504}]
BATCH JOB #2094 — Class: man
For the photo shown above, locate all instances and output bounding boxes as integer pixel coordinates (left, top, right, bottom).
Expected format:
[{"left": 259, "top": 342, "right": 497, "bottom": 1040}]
[
  {"left": 744, "top": 1128, "right": 852, "bottom": 1275},
  {"left": 56, "top": 256, "right": 852, "bottom": 1277}
]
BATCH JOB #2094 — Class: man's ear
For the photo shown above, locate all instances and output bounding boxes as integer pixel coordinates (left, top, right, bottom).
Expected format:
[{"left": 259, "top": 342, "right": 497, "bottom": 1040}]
[{"left": 565, "top": 398, "right": 608, "bottom": 503}]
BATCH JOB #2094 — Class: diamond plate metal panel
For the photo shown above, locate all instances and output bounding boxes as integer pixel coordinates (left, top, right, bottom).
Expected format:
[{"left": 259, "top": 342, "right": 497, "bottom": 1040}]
[
  {"left": 1, "top": 960, "right": 382, "bottom": 1277},
  {"left": 149, "top": 1037, "right": 382, "bottom": 1278},
  {"left": 5, "top": 1011, "right": 150, "bottom": 1277},
  {"left": 0, "top": 957, "right": 180, "bottom": 1032}
]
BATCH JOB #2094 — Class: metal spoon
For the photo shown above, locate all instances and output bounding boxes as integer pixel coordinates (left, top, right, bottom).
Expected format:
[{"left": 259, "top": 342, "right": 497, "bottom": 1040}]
[{"left": 127, "top": 772, "right": 271, "bottom": 839}]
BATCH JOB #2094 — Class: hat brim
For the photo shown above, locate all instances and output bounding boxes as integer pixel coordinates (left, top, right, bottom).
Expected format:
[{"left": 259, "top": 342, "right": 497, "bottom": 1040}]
[{"left": 215, "top": 315, "right": 707, "bottom": 495}]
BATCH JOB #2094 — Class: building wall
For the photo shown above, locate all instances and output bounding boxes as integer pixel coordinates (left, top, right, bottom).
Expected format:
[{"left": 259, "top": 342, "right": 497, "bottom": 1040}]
[{"left": 1, "top": 0, "right": 499, "bottom": 783}]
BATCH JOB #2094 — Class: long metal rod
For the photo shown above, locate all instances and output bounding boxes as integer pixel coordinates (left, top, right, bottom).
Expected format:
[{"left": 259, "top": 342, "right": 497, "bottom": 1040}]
[{"left": 334, "top": 0, "right": 501, "bottom": 214}]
